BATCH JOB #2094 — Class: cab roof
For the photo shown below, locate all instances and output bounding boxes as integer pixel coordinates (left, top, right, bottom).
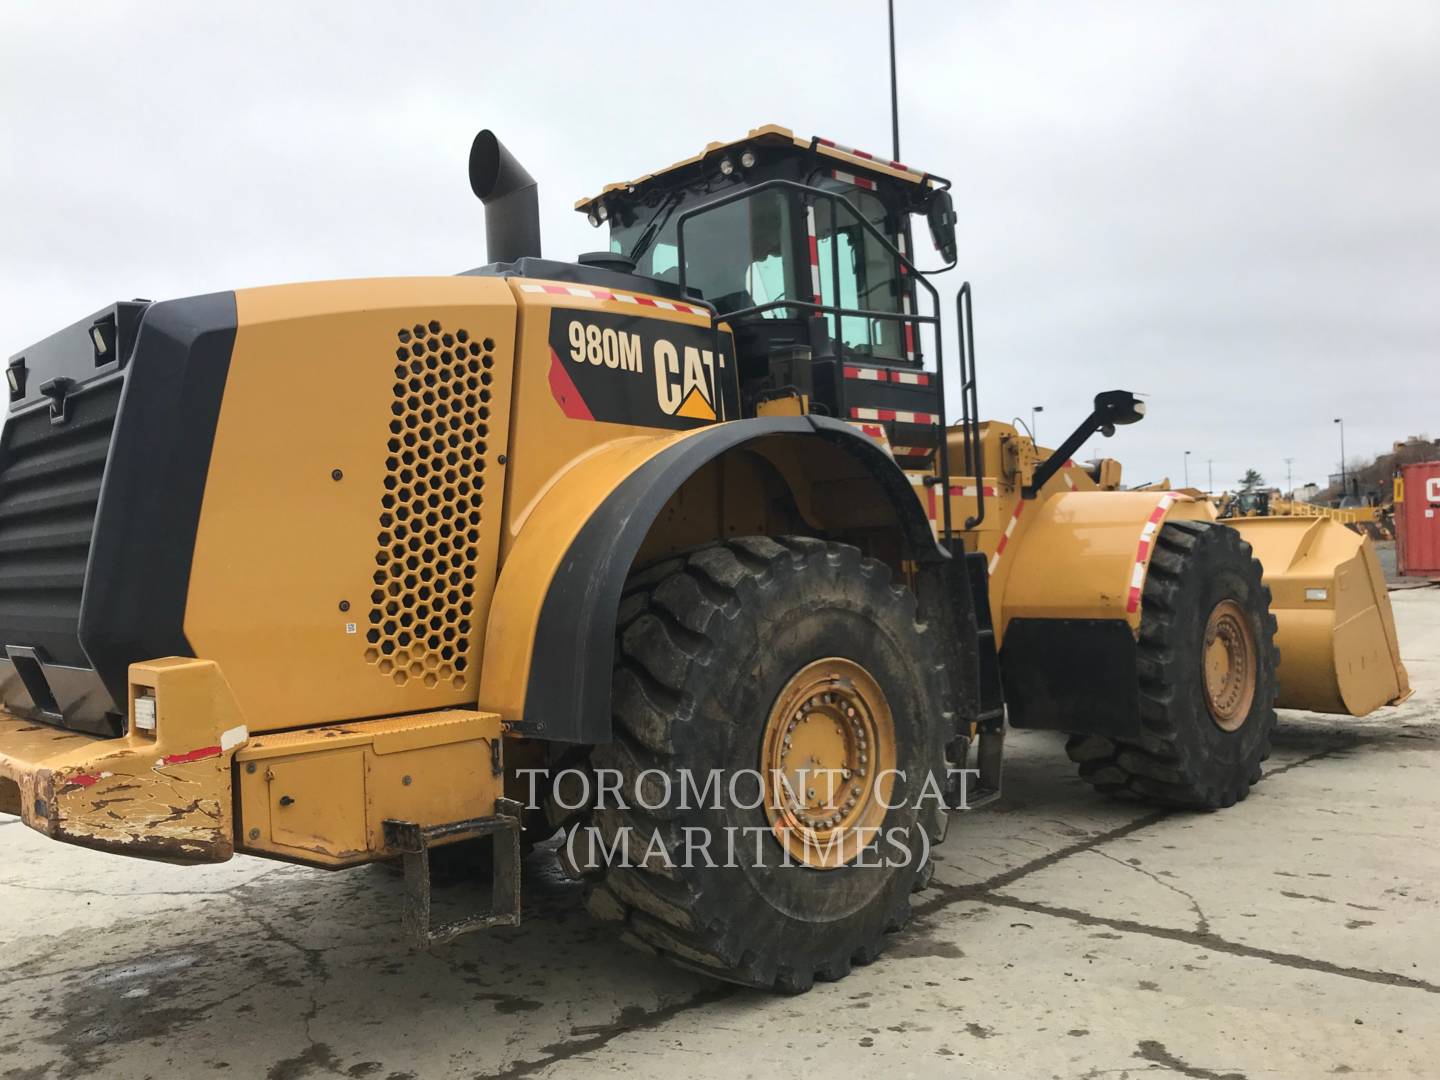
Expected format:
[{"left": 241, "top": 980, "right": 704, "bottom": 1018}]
[{"left": 574, "top": 124, "right": 937, "bottom": 212}]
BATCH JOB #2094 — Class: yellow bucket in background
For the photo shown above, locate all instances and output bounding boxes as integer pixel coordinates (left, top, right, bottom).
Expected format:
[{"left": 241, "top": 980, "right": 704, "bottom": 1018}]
[{"left": 1228, "top": 517, "right": 1411, "bottom": 716}]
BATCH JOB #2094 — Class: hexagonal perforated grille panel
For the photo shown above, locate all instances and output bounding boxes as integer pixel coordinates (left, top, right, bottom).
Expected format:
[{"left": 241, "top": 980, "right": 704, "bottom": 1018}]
[{"left": 366, "top": 319, "right": 495, "bottom": 687}]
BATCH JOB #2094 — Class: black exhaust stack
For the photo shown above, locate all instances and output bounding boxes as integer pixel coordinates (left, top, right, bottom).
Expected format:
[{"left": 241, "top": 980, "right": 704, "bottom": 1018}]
[{"left": 469, "top": 130, "right": 541, "bottom": 264}]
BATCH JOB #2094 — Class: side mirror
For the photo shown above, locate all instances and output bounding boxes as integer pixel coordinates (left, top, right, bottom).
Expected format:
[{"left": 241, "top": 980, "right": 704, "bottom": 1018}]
[
  {"left": 926, "top": 190, "right": 958, "bottom": 265},
  {"left": 1092, "top": 390, "right": 1146, "bottom": 436}
]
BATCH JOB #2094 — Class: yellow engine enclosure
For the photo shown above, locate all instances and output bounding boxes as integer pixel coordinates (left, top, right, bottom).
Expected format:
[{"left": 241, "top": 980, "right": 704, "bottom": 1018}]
[{"left": 188, "top": 277, "right": 517, "bottom": 734}]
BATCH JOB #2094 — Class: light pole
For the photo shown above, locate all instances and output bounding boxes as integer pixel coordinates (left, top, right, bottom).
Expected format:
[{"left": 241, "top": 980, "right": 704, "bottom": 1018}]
[
  {"left": 1284, "top": 457, "right": 1294, "bottom": 499},
  {"left": 1184, "top": 450, "right": 1191, "bottom": 488},
  {"left": 1334, "top": 417, "right": 1346, "bottom": 500},
  {"left": 1207, "top": 459, "right": 1213, "bottom": 494},
  {"left": 1030, "top": 405, "right": 1043, "bottom": 445}
]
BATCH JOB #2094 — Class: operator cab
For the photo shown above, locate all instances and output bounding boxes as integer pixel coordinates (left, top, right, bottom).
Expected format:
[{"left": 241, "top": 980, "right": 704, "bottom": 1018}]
[{"left": 575, "top": 125, "right": 957, "bottom": 464}]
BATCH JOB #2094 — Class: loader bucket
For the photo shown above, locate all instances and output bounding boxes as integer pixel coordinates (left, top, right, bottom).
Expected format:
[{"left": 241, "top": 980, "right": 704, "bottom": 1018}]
[{"left": 1226, "top": 517, "right": 1411, "bottom": 716}]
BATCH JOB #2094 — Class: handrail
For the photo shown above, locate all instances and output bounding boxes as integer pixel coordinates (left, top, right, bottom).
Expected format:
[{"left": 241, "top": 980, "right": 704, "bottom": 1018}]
[
  {"left": 674, "top": 178, "right": 954, "bottom": 543},
  {"left": 955, "top": 282, "right": 985, "bottom": 530}
]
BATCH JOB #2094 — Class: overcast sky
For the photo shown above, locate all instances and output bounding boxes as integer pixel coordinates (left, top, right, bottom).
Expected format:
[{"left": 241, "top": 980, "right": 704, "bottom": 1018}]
[{"left": 3, "top": 1, "right": 1436, "bottom": 491}]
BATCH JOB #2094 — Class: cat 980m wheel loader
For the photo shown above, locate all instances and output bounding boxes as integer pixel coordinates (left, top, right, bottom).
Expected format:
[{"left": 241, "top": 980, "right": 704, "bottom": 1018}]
[{"left": 0, "top": 124, "right": 1409, "bottom": 991}]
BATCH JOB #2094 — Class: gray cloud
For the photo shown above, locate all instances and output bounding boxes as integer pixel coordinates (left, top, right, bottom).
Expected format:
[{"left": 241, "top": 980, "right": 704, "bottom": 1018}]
[{"left": 3, "top": 1, "right": 1435, "bottom": 491}]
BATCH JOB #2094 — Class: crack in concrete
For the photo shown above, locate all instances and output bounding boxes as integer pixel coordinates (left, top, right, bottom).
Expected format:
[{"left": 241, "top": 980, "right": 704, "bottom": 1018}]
[
  {"left": 908, "top": 734, "right": 1440, "bottom": 997},
  {"left": 482, "top": 986, "right": 735, "bottom": 1080},
  {"left": 234, "top": 906, "right": 343, "bottom": 1080},
  {"left": 1260, "top": 735, "right": 1362, "bottom": 778},
  {"left": 913, "top": 810, "right": 1170, "bottom": 919},
  {"left": 982, "top": 891, "right": 1440, "bottom": 994},
  {"left": 919, "top": 734, "right": 1362, "bottom": 919},
  {"left": 238, "top": 907, "right": 331, "bottom": 981},
  {"left": 264, "top": 988, "right": 344, "bottom": 1080},
  {"left": 1093, "top": 847, "right": 1211, "bottom": 936}
]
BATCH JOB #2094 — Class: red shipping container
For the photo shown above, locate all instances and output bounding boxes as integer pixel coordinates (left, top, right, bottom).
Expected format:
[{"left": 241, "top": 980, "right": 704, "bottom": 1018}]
[{"left": 1397, "top": 461, "right": 1440, "bottom": 580}]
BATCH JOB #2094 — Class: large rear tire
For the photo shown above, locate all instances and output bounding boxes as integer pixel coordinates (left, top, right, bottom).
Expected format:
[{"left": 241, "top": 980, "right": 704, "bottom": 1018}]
[
  {"left": 1066, "top": 520, "right": 1278, "bottom": 810},
  {"left": 581, "top": 536, "right": 950, "bottom": 992}
]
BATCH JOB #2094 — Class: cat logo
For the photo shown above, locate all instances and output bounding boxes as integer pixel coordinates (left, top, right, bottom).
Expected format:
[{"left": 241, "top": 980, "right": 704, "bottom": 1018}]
[
  {"left": 653, "top": 341, "right": 727, "bottom": 422},
  {"left": 546, "top": 307, "right": 738, "bottom": 431}
]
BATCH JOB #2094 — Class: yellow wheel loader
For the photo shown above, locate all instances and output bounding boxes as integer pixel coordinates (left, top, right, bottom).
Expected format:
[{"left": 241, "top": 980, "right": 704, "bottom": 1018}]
[{"left": 0, "top": 124, "right": 1409, "bottom": 991}]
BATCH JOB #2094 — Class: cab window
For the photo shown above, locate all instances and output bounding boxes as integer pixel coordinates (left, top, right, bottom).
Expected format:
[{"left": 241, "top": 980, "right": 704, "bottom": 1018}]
[
  {"left": 610, "top": 191, "right": 797, "bottom": 315},
  {"left": 811, "top": 185, "right": 906, "bottom": 360},
  {"left": 678, "top": 190, "right": 797, "bottom": 316}
]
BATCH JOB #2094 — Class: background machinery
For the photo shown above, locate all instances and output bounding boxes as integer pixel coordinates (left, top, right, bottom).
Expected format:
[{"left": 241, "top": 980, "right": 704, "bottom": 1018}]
[{"left": 0, "top": 124, "right": 1410, "bottom": 991}]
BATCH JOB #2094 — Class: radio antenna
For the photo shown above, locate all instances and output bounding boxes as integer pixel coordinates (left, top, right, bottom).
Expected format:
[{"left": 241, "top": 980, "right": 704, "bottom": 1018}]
[{"left": 888, "top": 0, "right": 901, "bottom": 161}]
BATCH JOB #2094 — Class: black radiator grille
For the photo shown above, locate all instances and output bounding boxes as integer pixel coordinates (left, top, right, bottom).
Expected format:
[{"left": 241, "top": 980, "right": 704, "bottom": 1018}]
[{"left": 0, "top": 378, "right": 122, "bottom": 668}]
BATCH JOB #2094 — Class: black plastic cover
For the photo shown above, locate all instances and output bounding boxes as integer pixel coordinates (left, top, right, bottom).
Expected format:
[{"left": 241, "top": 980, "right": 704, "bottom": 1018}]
[{"left": 1000, "top": 618, "right": 1142, "bottom": 737}]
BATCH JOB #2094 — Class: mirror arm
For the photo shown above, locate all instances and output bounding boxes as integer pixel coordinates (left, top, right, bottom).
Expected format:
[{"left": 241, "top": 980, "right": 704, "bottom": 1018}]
[
  {"left": 1024, "top": 414, "right": 1101, "bottom": 499},
  {"left": 1023, "top": 391, "right": 1145, "bottom": 498}
]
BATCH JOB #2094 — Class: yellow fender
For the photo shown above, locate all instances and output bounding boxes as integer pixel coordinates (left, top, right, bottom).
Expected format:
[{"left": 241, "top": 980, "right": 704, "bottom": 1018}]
[
  {"left": 993, "top": 489, "right": 1214, "bottom": 640},
  {"left": 1226, "top": 517, "right": 1410, "bottom": 715},
  {"left": 480, "top": 416, "right": 945, "bottom": 743},
  {"left": 988, "top": 489, "right": 1214, "bottom": 734}
]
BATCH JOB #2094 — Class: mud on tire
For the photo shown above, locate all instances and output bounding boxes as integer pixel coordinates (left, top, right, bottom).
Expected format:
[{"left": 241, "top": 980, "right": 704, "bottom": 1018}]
[
  {"left": 578, "top": 536, "right": 950, "bottom": 992},
  {"left": 1066, "top": 520, "right": 1279, "bottom": 810}
]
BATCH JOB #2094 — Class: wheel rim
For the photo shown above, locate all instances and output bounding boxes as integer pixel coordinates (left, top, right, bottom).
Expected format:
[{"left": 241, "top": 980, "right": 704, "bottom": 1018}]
[
  {"left": 1202, "top": 599, "right": 1257, "bottom": 732},
  {"left": 760, "top": 658, "right": 897, "bottom": 869}
]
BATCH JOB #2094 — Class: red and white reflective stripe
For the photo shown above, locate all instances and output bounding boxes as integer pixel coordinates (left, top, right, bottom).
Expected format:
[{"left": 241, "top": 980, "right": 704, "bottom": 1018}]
[
  {"left": 906, "top": 472, "right": 941, "bottom": 522},
  {"left": 805, "top": 205, "right": 823, "bottom": 299},
  {"left": 519, "top": 282, "right": 708, "bottom": 318},
  {"left": 157, "top": 745, "right": 222, "bottom": 768},
  {"left": 850, "top": 407, "right": 938, "bottom": 425},
  {"left": 814, "top": 136, "right": 924, "bottom": 177},
  {"left": 988, "top": 498, "right": 1027, "bottom": 574},
  {"left": 848, "top": 421, "right": 887, "bottom": 441},
  {"left": 1126, "top": 492, "right": 1180, "bottom": 614},
  {"left": 896, "top": 233, "right": 916, "bottom": 361},
  {"left": 841, "top": 365, "right": 931, "bottom": 386},
  {"left": 830, "top": 168, "right": 877, "bottom": 191},
  {"left": 907, "top": 478, "right": 998, "bottom": 523}
]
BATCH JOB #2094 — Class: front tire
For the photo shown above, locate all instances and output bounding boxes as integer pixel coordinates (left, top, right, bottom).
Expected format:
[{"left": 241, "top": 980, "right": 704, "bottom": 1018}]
[
  {"left": 581, "top": 537, "right": 949, "bottom": 992},
  {"left": 1067, "top": 520, "right": 1279, "bottom": 810}
]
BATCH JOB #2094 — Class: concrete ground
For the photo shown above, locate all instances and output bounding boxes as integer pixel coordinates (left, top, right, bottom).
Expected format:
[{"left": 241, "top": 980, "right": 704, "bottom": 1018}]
[{"left": 2, "top": 588, "right": 1437, "bottom": 1080}]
